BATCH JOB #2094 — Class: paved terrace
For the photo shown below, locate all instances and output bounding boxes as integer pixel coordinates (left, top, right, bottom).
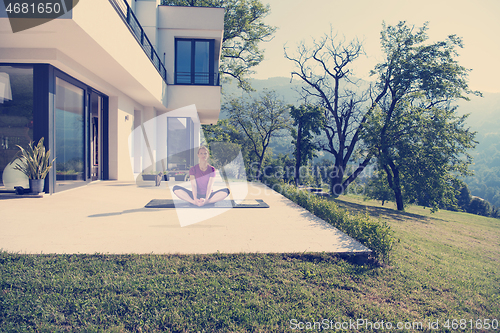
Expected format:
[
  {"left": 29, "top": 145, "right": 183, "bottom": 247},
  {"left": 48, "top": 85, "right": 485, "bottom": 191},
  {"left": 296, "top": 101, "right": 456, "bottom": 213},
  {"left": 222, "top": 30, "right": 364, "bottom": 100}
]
[{"left": 0, "top": 180, "right": 371, "bottom": 255}]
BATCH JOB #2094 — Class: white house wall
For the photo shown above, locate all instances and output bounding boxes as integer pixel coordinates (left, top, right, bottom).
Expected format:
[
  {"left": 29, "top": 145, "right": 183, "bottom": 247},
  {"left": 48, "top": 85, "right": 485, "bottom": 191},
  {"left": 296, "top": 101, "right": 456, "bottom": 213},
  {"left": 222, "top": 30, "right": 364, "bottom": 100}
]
[
  {"left": 167, "top": 85, "right": 221, "bottom": 124},
  {"left": 71, "top": 0, "right": 165, "bottom": 108},
  {"left": 157, "top": 6, "right": 225, "bottom": 31},
  {"left": 135, "top": 0, "right": 159, "bottom": 50},
  {"left": 0, "top": 0, "right": 168, "bottom": 109},
  {"left": 157, "top": 6, "right": 224, "bottom": 121},
  {"left": 1, "top": 2, "right": 224, "bottom": 185},
  {"left": 114, "top": 95, "right": 145, "bottom": 181}
]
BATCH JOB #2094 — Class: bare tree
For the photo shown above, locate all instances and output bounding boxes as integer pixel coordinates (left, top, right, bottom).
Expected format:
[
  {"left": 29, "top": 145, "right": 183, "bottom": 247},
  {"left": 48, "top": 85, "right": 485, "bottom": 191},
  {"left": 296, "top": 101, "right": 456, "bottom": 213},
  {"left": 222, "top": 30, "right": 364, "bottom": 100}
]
[{"left": 284, "top": 31, "right": 375, "bottom": 196}]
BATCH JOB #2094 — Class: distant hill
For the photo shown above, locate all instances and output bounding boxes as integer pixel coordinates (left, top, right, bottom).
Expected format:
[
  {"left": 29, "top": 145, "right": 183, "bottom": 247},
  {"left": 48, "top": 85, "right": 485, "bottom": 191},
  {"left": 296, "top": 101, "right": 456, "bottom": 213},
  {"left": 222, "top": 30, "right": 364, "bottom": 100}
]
[
  {"left": 457, "top": 93, "right": 500, "bottom": 207},
  {"left": 221, "top": 77, "right": 500, "bottom": 206},
  {"left": 222, "top": 76, "right": 372, "bottom": 105},
  {"left": 220, "top": 77, "right": 307, "bottom": 155},
  {"left": 221, "top": 76, "right": 305, "bottom": 105}
]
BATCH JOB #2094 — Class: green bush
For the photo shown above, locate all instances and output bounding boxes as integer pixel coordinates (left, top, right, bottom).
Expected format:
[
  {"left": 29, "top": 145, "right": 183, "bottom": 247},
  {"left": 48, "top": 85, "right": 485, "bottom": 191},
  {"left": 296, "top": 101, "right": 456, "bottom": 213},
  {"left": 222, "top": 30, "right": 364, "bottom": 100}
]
[{"left": 266, "top": 180, "right": 396, "bottom": 263}]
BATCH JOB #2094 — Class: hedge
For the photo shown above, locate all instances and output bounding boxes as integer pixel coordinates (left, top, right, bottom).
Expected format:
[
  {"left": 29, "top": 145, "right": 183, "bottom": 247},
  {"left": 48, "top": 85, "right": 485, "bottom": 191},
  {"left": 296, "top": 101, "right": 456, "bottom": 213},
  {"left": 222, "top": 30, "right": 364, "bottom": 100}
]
[{"left": 266, "top": 181, "right": 396, "bottom": 263}]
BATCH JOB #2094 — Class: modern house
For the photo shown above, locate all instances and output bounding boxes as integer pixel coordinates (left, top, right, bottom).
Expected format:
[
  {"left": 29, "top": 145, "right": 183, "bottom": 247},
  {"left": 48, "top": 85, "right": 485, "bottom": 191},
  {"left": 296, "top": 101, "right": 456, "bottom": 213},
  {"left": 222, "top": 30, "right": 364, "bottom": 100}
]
[{"left": 0, "top": 0, "right": 224, "bottom": 194}]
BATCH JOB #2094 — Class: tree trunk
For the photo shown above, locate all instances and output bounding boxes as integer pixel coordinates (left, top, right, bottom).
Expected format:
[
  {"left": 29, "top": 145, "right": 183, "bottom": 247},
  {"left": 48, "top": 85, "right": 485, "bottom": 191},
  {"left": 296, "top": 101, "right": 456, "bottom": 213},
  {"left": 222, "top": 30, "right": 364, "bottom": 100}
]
[
  {"left": 329, "top": 161, "right": 344, "bottom": 197},
  {"left": 393, "top": 185, "right": 404, "bottom": 211},
  {"left": 294, "top": 122, "right": 302, "bottom": 187},
  {"left": 383, "top": 163, "right": 404, "bottom": 211},
  {"left": 395, "top": 193, "right": 404, "bottom": 210},
  {"left": 256, "top": 154, "right": 265, "bottom": 181},
  {"left": 390, "top": 162, "right": 404, "bottom": 211}
]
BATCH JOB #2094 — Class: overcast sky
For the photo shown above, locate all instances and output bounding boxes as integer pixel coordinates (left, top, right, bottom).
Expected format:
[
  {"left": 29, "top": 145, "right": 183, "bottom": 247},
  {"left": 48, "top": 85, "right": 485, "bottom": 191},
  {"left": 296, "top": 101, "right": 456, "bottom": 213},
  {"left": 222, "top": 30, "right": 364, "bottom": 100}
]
[{"left": 250, "top": 0, "right": 500, "bottom": 93}]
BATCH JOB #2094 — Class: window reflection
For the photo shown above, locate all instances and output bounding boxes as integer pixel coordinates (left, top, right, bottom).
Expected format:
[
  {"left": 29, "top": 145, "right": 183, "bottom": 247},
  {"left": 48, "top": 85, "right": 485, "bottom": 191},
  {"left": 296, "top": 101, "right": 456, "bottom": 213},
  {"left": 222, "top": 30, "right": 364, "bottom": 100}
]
[
  {"left": 167, "top": 117, "right": 193, "bottom": 171},
  {"left": 175, "top": 39, "right": 215, "bottom": 85},
  {"left": 176, "top": 40, "right": 192, "bottom": 84},
  {"left": 194, "top": 41, "right": 210, "bottom": 84},
  {"left": 55, "top": 77, "right": 85, "bottom": 189},
  {"left": 0, "top": 65, "right": 33, "bottom": 190}
]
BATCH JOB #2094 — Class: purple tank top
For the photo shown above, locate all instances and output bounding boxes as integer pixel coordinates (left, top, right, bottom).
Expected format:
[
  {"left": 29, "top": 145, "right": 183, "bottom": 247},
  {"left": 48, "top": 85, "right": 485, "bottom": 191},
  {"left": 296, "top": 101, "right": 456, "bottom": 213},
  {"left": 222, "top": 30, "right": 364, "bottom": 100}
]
[{"left": 189, "top": 164, "right": 216, "bottom": 195}]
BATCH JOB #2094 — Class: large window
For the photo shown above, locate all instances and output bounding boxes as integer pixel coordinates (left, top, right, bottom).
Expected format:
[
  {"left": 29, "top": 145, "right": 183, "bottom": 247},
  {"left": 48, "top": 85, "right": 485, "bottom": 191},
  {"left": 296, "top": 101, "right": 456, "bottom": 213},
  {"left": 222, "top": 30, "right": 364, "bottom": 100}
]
[
  {"left": 0, "top": 64, "right": 108, "bottom": 194},
  {"left": 55, "top": 77, "right": 85, "bottom": 190},
  {"left": 0, "top": 65, "right": 33, "bottom": 189},
  {"left": 167, "top": 117, "right": 193, "bottom": 170},
  {"left": 175, "top": 39, "right": 216, "bottom": 85}
]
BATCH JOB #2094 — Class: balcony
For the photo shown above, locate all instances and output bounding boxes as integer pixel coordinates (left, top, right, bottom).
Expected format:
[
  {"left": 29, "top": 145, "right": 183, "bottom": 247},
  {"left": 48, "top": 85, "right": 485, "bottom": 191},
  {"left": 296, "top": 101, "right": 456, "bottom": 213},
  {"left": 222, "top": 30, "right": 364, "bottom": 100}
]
[
  {"left": 109, "top": 0, "right": 167, "bottom": 83},
  {"left": 175, "top": 71, "right": 220, "bottom": 86}
]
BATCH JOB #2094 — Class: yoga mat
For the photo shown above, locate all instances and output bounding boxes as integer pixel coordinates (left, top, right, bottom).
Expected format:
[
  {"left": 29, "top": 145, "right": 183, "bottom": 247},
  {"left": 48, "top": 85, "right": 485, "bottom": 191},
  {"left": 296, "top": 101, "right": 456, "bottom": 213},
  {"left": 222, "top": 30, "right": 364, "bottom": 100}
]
[{"left": 145, "top": 199, "right": 269, "bottom": 209}]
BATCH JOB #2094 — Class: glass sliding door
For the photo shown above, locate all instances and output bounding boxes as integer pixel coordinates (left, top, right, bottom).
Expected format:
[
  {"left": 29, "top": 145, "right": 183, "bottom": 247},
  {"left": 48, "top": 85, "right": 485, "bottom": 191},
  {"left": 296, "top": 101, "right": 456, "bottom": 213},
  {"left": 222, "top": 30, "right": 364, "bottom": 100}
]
[
  {"left": 55, "top": 77, "right": 85, "bottom": 190},
  {"left": 1, "top": 64, "right": 108, "bottom": 194}
]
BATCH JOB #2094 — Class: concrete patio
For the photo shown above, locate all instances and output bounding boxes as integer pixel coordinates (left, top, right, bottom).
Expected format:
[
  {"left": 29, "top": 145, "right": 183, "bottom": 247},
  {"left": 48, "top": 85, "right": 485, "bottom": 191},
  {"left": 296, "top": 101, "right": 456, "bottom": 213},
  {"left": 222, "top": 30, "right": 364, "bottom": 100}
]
[{"left": 0, "top": 180, "right": 371, "bottom": 255}]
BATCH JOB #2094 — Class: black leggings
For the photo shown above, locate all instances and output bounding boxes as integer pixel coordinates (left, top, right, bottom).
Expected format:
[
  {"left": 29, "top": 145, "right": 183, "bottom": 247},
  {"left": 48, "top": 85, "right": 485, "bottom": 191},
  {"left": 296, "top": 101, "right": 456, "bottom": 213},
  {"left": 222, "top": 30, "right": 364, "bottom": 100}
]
[{"left": 173, "top": 185, "right": 230, "bottom": 200}]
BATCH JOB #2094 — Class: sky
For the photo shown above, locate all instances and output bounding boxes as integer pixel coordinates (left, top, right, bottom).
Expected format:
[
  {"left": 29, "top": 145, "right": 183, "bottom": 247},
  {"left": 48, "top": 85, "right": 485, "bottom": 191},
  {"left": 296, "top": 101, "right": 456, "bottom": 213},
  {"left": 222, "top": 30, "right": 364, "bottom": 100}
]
[{"left": 250, "top": 0, "right": 500, "bottom": 93}]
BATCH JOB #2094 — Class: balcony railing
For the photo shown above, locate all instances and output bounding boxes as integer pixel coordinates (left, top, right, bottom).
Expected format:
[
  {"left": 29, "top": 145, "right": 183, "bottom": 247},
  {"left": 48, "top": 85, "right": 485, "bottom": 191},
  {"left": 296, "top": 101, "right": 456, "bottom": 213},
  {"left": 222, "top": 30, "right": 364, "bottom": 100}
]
[
  {"left": 175, "top": 72, "right": 220, "bottom": 86},
  {"left": 109, "top": 0, "right": 167, "bottom": 83}
]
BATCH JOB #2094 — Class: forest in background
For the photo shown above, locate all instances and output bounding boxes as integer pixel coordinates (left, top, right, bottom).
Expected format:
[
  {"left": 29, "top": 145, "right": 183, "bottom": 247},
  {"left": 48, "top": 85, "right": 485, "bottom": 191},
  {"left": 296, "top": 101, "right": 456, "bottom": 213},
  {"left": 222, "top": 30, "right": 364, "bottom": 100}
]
[{"left": 221, "top": 77, "right": 500, "bottom": 210}]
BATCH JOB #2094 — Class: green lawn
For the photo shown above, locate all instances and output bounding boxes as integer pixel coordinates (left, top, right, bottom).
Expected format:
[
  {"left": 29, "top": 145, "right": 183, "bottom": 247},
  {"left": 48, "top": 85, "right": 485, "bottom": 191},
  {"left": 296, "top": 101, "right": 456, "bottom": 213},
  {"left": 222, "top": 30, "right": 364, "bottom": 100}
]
[{"left": 1, "top": 197, "right": 499, "bottom": 332}]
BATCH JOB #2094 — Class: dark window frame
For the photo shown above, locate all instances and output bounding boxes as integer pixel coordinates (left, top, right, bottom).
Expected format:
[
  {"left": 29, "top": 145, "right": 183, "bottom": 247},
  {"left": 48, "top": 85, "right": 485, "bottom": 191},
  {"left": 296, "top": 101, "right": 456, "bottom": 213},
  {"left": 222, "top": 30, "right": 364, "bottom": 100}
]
[
  {"left": 0, "top": 63, "right": 109, "bottom": 193},
  {"left": 52, "top": 69, "right": 109, "bottom": 192},
  {"left": 174, "top": 38, "right": 216, "bottom": 86}
]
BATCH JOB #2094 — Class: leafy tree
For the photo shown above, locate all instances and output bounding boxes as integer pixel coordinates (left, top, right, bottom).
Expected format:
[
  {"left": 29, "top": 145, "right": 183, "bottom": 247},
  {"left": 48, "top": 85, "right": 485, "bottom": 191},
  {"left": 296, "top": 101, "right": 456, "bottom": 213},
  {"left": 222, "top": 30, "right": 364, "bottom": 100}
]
[
  {"left": 491, "top": 206, "right": 500, "bottom": 219},
  {"left": 365, "top": 103, "right": 476, "bottom": 211},
  {"left": 365, "top": 169, "right": 395, "bottom": 206},
  {"left": 313, "top": 158, "right": 335, "bottom": 188},
  {"left": 456, "top": 183, "right": 472, "bottom": 211},
  {"left": 202, "top": 119, "right": 241, "bottom": 144},
  {"left": 202, "top": 119, "right": 249, "bottom": 180},
  {"left": 289, "top": 104, "right": 324, "bottom": 186},
  {"left": 161, "top": 0, "right": 276, "bottom": 91},
  {"left": 364, "top": 21, "right": 479, "bottom": 211},
  {"left": 261, "top": 153, "right": 295, "bottom": 184},
  {"left": 468, "top": 197, "right": 492, "bottom": 216},
  {"left": 224, "top": 90, "right": 291, "bottom": 180}
]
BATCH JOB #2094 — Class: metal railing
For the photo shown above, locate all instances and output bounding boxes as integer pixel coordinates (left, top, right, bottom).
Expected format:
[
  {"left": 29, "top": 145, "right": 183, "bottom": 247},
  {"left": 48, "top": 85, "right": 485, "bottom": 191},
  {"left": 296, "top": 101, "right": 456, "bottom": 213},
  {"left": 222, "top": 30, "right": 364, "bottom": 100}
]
[
  {"left": 175, "top": 72, "right": 220, "bottom": 86},
  {"left": 109, "top": 0, "right": 167, "bottom": 83}
]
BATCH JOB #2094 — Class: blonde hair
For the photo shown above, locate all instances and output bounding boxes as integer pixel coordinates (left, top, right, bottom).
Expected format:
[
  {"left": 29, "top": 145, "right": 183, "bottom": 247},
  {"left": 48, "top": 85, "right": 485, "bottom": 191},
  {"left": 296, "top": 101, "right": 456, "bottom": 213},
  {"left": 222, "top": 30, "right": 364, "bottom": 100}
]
[{"left": 198, "top": 146, "right": 209, "bottom": 154}]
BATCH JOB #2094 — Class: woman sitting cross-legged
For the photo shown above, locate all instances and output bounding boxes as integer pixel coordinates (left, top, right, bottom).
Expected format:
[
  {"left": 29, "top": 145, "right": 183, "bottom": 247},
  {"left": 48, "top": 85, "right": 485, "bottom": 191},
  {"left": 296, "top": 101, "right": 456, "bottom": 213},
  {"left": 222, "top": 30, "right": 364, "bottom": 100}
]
[{"left": 172, "top": 146, "right": 230, "bottom": 206}]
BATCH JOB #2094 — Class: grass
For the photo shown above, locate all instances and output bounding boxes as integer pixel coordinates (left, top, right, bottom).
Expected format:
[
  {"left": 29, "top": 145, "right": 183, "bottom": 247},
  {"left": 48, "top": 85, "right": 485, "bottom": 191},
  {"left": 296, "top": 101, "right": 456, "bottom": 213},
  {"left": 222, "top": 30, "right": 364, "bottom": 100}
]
[{"left": 1, "top": 197, "right": 499, "bottom": 332}]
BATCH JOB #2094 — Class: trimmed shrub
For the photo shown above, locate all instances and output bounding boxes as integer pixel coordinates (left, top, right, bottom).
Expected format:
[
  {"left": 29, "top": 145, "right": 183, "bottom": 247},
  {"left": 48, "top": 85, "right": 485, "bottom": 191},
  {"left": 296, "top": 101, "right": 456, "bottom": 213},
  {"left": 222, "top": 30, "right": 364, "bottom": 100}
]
[{"left": 268, "top": 180, "right": 396, "bottom": 263}]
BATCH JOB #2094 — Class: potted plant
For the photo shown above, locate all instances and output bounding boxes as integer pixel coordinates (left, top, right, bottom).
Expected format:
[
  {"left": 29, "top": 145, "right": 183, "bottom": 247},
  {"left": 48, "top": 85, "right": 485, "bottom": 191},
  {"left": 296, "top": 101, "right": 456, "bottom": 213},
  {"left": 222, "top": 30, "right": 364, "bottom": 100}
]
[
  {"left": 174, "top": 172, "right": 188, "bottom": 181},
  {"left": 142, "top": 171, "right": 159, "bottom": 181},
  {"left": 14, "top": 138, "right": 54, "bottom": 194}
]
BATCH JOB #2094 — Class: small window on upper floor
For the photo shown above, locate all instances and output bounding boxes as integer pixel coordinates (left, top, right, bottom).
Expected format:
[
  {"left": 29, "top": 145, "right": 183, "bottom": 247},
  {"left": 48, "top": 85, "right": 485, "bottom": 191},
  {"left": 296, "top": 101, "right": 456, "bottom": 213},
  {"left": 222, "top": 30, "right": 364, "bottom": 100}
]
[{"left": 175, "top": 39, "right": 218, "bottom": 86}]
